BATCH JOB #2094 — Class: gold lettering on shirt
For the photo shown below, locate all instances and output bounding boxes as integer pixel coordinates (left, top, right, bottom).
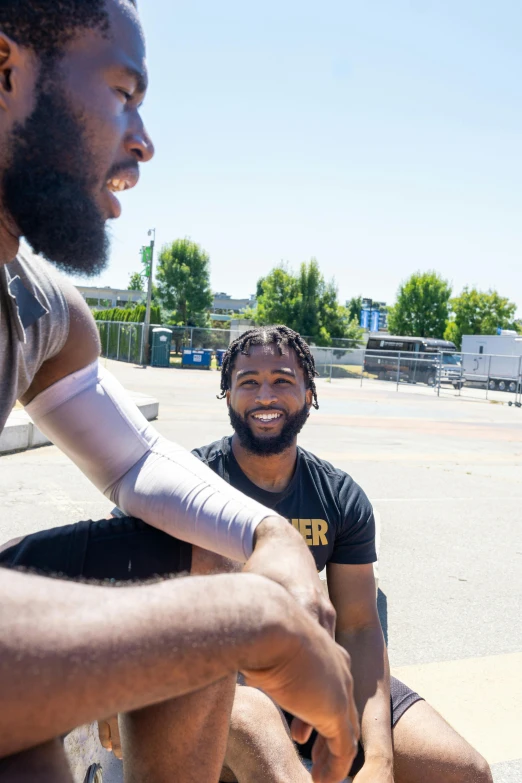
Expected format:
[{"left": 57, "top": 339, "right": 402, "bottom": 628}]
[
  {"left": 290, "top": 519, "right": 329, "bottom": 546},
  {"left": 299, "top": 519, "right": 313, "bottom": 544},
  {"left": 312, "top": 519, "right": 328, "bottom": 546}
]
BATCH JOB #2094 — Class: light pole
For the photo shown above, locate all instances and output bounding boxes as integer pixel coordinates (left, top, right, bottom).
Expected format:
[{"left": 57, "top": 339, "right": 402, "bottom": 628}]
[{"left": 141, "top": 228, "right": 155, "bottom": 365}]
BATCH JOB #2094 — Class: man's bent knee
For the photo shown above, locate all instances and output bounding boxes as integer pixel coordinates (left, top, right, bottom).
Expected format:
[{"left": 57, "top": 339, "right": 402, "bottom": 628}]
[
  {"left": 471, "top": 753, "right": 493, "bottom": 783},
  {"left": 0, "top": 536, "right": 26, "bottom": 556},
  {"left": 0, "top": 740, "right": 73, "bottom": 782}
]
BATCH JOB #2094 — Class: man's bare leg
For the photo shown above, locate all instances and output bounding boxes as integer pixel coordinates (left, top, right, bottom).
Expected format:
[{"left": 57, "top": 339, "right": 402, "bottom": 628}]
[
  {"left": 220, "top": 689, "right": 492, "bottom": 783},
  {"left": 221, "top": 686, "right": 311, "bottom": 783},
  {"left": 393, "top": 700, "right": 492, "bottom": 783},
  {"left": 118, "top": 546, "right": 240, "bottom": 783},
  {"left": 0, "top": 740, "right": 73, "bottom": 783},
  {"left": 121, "top": 676, "right": 236, "bottom": 783}
]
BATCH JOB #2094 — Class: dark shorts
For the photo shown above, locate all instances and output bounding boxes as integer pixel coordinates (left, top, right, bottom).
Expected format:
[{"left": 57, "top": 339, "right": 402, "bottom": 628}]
[
  {"left": 0, "top": 518, "right": 423, "bottom": 778},
  {"left": 0, "top": 516, "right": 192, "bottom": 582},
  {"left": 287, "top": 675, "right": 423, "bottom": 775}
]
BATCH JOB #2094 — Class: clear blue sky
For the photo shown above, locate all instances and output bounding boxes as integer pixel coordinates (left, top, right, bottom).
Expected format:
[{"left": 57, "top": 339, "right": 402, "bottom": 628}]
[{"left": 74, "top": 0, "right": 522, "bottom": 312}]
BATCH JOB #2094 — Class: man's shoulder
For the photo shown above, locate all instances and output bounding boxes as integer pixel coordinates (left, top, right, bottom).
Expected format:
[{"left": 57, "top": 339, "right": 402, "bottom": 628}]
[
  {"left": 191, "top": 436, "right": 230, "bottom": 467},
  {"left": 298, "top": 447, "right": 350, "bottom": 485},
  {"left": 298, "top": 447, "right": 370, "bottom": 506},
  {"left": 14, "top": 246, "right": 67, "bottom": 296}
]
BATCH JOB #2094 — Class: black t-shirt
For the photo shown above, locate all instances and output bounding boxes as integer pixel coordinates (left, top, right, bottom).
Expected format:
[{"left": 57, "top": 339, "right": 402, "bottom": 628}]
[{"left": 192, "top": 437, "right": 376, "bottom": 571}]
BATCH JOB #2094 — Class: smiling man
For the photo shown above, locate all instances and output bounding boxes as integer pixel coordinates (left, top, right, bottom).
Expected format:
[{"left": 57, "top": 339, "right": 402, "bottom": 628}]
[
  {"left": 0, "top": 2, "right": 360, "bottom": 780},
  {"left": 190, "top": 325, "right": 492, "bottom": 783}
]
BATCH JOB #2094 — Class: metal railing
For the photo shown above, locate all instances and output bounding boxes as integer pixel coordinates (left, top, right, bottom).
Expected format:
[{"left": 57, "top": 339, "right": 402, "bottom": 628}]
[
  {"left": 94, "top": 321, "right": 522, "bottom": 406},
  {"left": 97, "top": 321, "right": 145, "bottom": 364},
  {"left": 95, "top": 322, "right": 362, "bottom": 367}
]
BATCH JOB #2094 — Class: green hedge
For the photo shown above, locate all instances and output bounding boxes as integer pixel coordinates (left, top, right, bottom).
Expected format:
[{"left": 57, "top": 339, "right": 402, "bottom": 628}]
[{"left": 93, "top": 305, "right": 161, "bottom": 324}]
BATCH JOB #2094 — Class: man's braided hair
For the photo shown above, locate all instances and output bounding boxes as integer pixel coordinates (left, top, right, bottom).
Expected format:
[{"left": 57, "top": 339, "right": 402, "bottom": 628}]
[
  {"left": 0, "top": 0, "right": 136, "bottom": 58},
  {"left": 218, "top": 325, "right": 319, "bottom": 409}
]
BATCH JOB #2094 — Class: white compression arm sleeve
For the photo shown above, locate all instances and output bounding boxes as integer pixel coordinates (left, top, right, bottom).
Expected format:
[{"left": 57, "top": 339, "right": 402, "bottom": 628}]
[{"left": 25, "top": 361, "right": 272, "bottom": 561}]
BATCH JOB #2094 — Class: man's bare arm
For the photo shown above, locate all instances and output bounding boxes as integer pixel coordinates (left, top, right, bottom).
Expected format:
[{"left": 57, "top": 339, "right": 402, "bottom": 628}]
[
  {"left": 327, "top": 563, "right": 393, "bottom": 781},
  {"left": 20, "top": 287, "right": 334, "bottom": 633},
  {"left": 19, "top": 282, "right": 100, "bottom": 405},
  {"left": 0, "top": 568, "right": 359, "bottom": 781}
]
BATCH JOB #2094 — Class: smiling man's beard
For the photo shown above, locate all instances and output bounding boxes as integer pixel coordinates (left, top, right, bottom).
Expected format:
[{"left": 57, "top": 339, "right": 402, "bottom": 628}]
[
  {"left": 228, "top": 402, "right": 310, "bottom": 457},
  {"left": 2, "top": 75, "right": 109, "bottom": 276}
]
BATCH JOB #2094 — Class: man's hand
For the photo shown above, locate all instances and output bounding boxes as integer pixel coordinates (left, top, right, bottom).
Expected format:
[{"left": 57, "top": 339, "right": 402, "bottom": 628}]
[
  {"left": 245, "top": 516, "right": 336, "bottom": 636},
  {"left": 241, "top": 598, "right": 360, "bottom": 783},
  {"left": 353, "top": 757, "right": 394, "bottom": 782},
  {"left": 98, "top": 716, "right": 122, "bottom": 759}
]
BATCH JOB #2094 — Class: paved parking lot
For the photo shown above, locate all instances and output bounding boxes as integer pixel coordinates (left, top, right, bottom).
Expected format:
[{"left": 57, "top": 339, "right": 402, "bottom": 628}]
[{"left": 1, "top": 360, "right": 521, "bottom": 781}]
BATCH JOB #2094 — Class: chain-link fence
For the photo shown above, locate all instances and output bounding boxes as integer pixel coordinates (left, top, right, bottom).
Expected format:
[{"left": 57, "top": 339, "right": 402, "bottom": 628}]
[
  {"left": 94, "top": 321, "right": 522, "bottom": 406},
  {"left": 97, "top": 321, "right": 145, "bottom": 364},
  {"left": 360, "top": 347, "right": 522, "bottom": 405},
  {"left": 436, "top": 351, "right": 522, "bottom": 405},
  {"left": 95, "top": 322, "right": 363, "bottom": 367}
]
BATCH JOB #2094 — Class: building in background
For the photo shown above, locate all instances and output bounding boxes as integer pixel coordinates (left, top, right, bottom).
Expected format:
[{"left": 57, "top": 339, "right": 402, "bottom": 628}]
[
  {"left": 210, "top": 292, "right": 256, "bottom": 324},
  {"left": 360, "top": 298, "right": 389, "bottom": 332},
  {"left": 76, "top": 285, "right": 143, "bottom": 310}
]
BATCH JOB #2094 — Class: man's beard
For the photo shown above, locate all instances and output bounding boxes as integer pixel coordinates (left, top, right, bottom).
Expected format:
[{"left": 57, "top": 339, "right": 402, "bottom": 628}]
[
  {"left": 229, "top": 403, "right": 309, "bottom": 457},
  {"left": 2, "top": 78, "right": 109, "bottom": 276}
]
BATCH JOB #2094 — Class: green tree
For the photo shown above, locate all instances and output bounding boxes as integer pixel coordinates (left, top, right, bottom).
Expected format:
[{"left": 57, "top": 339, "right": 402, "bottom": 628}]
[
  {"left": 252, "top": 259, "right": 362, "bottom": 345},
  {"left": 387, "top": 271, "right": 452, "bottom": 338},
  {"left": 444, "top": 288, "right": 517, "bottom": 349},
  {"left": 128, "top": 272, "right": 144, "bottom": 292},
  {"left": 156, "top": 238, "right": 213, "bottom": 327},
  {"left": 345, "top": 296, "right": 362, "bottom": 324}
]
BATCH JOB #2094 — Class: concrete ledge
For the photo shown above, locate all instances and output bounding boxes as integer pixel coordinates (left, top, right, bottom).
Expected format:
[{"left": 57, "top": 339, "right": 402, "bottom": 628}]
[{"left": 0, "top": 392, "right": 159, "bottom": 456}]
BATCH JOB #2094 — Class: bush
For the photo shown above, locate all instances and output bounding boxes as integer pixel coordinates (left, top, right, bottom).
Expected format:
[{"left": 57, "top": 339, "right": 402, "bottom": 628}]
[{"left": 93, "top": 305, "right": 161, "bottom": 324}]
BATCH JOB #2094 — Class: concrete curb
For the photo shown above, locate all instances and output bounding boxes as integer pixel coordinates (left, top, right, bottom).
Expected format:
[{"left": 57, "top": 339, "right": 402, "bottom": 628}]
[{"left": 0, "top": 392, "right": 159, "bottom": 456}]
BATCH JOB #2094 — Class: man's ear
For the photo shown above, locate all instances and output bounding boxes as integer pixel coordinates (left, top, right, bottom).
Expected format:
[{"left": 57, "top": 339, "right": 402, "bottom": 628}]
[
  {"left": 226, "top": 390, "right": 231, "bottom": 406},
  {"left": 305, "top": 387, "right": 313, "bottom": 409},
  {"left": 0, "top": 32, "right": 36, "bottom": 113}
]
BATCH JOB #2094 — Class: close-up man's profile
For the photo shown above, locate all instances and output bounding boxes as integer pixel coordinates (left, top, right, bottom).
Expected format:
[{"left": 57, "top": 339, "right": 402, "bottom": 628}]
[{"left": 0, "top": 0, "right": 519, "bottom": 782}]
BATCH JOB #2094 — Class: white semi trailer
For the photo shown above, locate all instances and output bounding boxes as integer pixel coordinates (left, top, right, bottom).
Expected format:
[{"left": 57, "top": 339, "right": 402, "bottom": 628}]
[{"left": 462, "top": 332, "right": 522, "bottom": 392}]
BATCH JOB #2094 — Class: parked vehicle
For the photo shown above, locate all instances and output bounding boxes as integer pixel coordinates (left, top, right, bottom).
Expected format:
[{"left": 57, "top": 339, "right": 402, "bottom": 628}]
[
  {"left": 461, "top": 333, "right": 522, "bottom": 392},
  {"left": 364, "top": 336, "right": 460, "bottom": 387}
]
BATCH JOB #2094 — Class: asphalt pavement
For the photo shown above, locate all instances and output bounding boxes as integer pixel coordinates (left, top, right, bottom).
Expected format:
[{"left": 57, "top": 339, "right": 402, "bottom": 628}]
[{"left": 1, "top": 360, "right": 521, "bottom": 781}]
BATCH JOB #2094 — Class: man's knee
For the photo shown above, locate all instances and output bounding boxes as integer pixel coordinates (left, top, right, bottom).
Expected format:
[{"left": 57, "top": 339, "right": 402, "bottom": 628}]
[
  {"left": 0, "top": 740, "right": 73, "bottom": 782},
  {"left": 468, "top": 752, "right": 493, "bottom": 783},
  {"left": 0, "top": 535, "right": 25, "bottom": 556},
  {"left": 231, "top": 686, "right": 286, "bottom": 735},
  {"left": 439, "top": 748, "right": 493, "bottom": 783}
]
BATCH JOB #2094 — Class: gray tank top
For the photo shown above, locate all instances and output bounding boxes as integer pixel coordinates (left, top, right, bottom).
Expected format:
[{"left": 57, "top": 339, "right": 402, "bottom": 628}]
[{"left": 0, "top": 249, "right": 69, "bottom": 434}]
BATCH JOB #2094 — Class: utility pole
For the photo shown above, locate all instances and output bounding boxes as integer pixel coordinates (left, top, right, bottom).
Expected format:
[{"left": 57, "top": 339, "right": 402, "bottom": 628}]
[{"left": 140, "top": 228, "right": 155, "bottom": 365}]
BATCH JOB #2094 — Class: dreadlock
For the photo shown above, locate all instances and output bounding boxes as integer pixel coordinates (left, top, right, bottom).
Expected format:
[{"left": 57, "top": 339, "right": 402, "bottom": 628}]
[{"left": 218, "top": 325, "right": 319, "bottom": 409}]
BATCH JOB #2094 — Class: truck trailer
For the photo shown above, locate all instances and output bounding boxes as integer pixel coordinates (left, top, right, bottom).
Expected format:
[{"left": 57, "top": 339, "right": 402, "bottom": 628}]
[{"left": 461, "top": 332, "right": 522, "bottom": 392}]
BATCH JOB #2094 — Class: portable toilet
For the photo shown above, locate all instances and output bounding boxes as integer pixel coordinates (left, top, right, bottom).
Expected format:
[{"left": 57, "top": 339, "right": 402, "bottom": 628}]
[{"left": 151, "top": 328, "right": 172, "bottom": 367}]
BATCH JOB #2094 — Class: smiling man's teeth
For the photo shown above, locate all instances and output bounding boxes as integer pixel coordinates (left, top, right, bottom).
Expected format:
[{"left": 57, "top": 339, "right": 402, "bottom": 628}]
[
  {"left": 107, "top": 178, "right": 126, "bottom": 193},
  {"left": 253, "top": 412, "right": 282, "bottom": 420}
]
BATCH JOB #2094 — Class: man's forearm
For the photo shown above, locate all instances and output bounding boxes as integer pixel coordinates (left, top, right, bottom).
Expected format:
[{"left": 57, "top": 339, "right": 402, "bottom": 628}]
[
  {"left": 25, "top": 363, "right": 272, "bottom": 563},
  {"left": 0, "top": 569, "right": 288, "bottom": 759},
  {"left": 337, "top": 625, "right": 393, "bottom": 764}
]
